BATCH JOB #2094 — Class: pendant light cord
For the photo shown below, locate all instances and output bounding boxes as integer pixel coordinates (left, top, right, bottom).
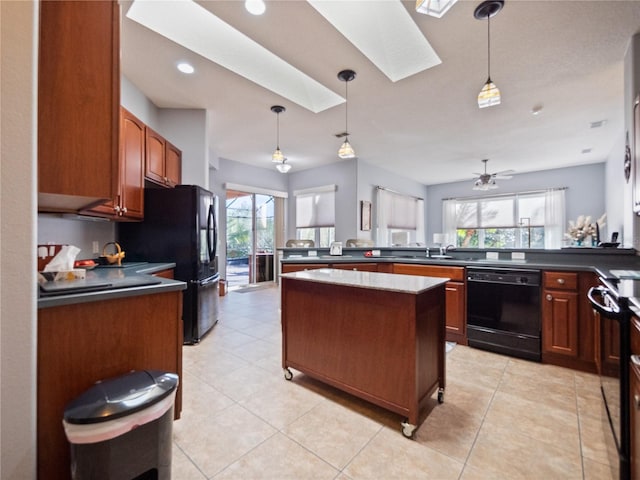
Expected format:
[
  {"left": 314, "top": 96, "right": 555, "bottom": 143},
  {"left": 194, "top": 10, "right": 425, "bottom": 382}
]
[
  {"left": 487, "top": 14, "right": 491, "bottom": 80},
  {"left": 345, "top": 80, "right": 349, "bottom": 137},
  {"left": 276, "top": 112, "right": 280, "bottom": 150}
]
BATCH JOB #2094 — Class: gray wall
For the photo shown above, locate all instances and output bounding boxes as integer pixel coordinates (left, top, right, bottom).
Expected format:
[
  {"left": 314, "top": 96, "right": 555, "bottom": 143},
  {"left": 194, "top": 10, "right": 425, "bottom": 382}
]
[
  {"left": 427, "top": 163, "right": 607, "bottom": 243},
  {"left": 623, "top": 33, "right": 640, "bottom": 249}
]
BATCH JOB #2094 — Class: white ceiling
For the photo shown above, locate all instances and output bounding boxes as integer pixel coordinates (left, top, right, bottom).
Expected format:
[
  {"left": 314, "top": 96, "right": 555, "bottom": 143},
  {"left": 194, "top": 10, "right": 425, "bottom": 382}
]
[{"left": 120, "top": 0, "right": 640, "bottom": 186}]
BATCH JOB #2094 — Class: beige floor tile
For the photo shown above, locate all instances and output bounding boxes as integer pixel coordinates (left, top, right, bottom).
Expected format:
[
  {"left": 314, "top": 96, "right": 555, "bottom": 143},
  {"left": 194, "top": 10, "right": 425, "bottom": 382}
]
[
  {"left": 467, "top": 421, "right": 583, "bottom": 479},
  {"left": 497, "top": 369, "right": 577, "bottom": 414},
  {"left": 213, "top": 432, "right": 339, "bottom": 479},
  {"left": 579, "top": 413, "right": 616, "bottom": 465},
  {"left": 179, "top": 370, "right": 235, "bottom": 418},
  {"left": 173, "top": 403, "right": 277, "bottom": 478},
  {"left": 582, "top": 456, "right": 616, "bottom": 480},
  {"left": 483, "top": 390, "right": 581, "bottom": 455},
  {"left": 228, "top": 337, "right": 281, "bottom": 364},
  {"left": 207, "top": 363, "right": 283, "bottom": 402},
  {"left": 283, "top": 399, "right": 382, "bottom": 469},
  {"left": 344, "top": 427, "right": 464, "bottom": 479},
  {"left": 171, "top": 445, "right": 207, "bottom": 479},
  {"left": 505, "top": 357, "right": 576, "bottom": 386},
  {"left": 448, "top": 345, "right": 510, "bottom": 371}
]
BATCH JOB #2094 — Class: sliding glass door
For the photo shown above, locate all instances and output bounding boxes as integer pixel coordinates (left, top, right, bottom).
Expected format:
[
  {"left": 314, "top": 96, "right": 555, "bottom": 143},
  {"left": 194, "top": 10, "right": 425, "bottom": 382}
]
[{"left": 226, "top": 190, "right": 275, "bottom": 289}]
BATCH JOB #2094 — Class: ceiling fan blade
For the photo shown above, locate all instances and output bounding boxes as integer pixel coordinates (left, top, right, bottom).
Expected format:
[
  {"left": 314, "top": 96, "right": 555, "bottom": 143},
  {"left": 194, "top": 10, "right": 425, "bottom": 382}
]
[
  {"left": 494, "top": 169, "right": 516, "bottom": 176},
  {"left": 493, "top": 174, "right": 513, "bottom": 180}
]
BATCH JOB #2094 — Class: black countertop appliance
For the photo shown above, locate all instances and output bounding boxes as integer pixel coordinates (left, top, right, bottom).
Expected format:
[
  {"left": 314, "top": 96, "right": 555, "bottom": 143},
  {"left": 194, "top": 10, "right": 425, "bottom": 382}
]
[{"left": 118, "top": 185, "right": 219, "bottom": 344}]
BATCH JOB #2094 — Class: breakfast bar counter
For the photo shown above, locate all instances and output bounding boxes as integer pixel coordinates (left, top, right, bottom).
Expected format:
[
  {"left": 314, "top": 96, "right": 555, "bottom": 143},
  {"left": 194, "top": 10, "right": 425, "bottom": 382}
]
[{"left": 280, "top": 268, "right": 448, "bottom": 437}]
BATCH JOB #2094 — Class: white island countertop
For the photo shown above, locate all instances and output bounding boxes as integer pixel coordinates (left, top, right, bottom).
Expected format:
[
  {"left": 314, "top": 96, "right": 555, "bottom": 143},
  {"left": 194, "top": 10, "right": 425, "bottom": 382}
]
[{"left": 280, "top": 268, "right": 449, "bottom": 294}]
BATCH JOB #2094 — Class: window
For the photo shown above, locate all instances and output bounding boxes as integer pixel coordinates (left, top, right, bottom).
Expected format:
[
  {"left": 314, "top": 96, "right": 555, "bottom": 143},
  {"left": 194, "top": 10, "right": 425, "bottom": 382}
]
[
  {"left": 376, "top": 187, "right": 425, "bottom": 247},
  {"left": 443, "top": 189, "right": 565, "bottom": 249},
  {"left": 294, "top": 185, "right": 336, "bottom": 247}
]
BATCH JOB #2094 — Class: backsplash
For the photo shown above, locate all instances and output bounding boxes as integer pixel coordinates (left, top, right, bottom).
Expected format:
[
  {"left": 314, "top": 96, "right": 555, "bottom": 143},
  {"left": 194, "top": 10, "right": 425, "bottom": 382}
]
[{"left": 38, "top": 214, "right": 116, "bottom": 260}]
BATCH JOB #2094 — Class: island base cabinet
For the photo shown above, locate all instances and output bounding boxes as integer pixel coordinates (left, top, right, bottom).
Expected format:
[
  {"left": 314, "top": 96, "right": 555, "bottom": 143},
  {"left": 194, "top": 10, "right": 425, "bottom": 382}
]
[
  {"left": 37, "top": 291, "right": 183, "bottom": 480},
  {"left": 281, "top": 278, "right": 445, "bottom": 431}
]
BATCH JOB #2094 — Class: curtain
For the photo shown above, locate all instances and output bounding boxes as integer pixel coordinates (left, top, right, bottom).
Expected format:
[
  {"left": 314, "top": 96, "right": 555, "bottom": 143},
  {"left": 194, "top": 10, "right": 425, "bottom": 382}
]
[
  {"left": 442, "top": 199, "right": 457, "bottom": 246},
  {"left": 375, "top": 188, "right": 425, "bottom": 246},
  {"left": 544, "top": 188, "right": 566, "bottom": 249},
  {"left": 295, "top": 189, "right": 335, "bottom": 228},
  {"left": 376, "top": 188, "right": 390, "bottom": 246}
]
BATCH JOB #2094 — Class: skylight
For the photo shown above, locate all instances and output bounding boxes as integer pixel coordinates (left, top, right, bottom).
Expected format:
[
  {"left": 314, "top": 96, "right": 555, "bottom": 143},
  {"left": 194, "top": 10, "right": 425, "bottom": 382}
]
[
  {"left": 127, "top": 0, "right": 344, "bottom": 113},
  {"left": 307, "top": 0, "right": 442, "bottom": 82}
]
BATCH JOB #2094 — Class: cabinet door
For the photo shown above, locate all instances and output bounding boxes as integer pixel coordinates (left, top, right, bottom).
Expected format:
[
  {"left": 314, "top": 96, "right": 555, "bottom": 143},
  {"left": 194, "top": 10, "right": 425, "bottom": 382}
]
[
  {"left": 632, "top": 361, "right": 640, "bottom": 480},
  {"left": 145, "top": 127, "right": 166, "bottom": 185},
  {"left": 165, "top": 140, "right": 182, "bottom": 187},
  {"left": 542, "top": 289, "right": 578, "bottom": 357},
  {"left": 445, "top": 281, "right": 466, "bottom": 341},
  {"left": 38, "top": 0, "right": 120, "bottom": 212},
  {"left": 119, "top": 109, "right": 145, "bottom": 219}
]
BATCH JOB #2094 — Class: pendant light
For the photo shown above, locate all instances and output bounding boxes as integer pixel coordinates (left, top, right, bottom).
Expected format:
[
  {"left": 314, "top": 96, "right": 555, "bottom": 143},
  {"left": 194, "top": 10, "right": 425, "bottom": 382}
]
[
  {"left": 270, "top": 105, "right": 291, "bottom": 173},
  {"left": 337, "top": 69, "right": 356, "bottom": 159},
  {"left": 415, "top": 0, "right": 458, "bottom": 18},
  {"left": 475, "top": 1, "right": 503, "bottom": 108}
]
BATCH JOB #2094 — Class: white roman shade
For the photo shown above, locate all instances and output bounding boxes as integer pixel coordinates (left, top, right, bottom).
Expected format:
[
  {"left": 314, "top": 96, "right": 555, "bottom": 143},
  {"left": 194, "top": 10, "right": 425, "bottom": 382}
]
[{"left": 294, "top": 184, "right": 336, "bottom": 228}]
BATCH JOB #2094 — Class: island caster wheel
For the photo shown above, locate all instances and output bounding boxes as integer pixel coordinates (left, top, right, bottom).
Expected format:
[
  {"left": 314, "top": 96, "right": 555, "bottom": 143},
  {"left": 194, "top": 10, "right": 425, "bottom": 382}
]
[
  {"left": 283, "top": 368, "right": 293, "bottom": 381},
  {"left": 437, "top": 388, "right": 445, "bottom": 404},
  {"left": 401, "top": 420, "right": 416, "bottom": 439}
]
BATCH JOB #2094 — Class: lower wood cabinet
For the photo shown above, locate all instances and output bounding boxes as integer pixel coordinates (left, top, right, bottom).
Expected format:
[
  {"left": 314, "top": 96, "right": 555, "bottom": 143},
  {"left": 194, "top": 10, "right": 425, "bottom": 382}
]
[
  {"left": 631, "top": 316, "right": 640, "bottom": 480},
  {"left": 331, "top": 263, "right": 379, "bottom": 272},
  {"left": 542, "top": 271, "right": 597, "bottom": 372},
  {"left": 392, "top": 263, "right": 466, "bottom": 345},
  {"left": 281, "top": 263, "right": 329, "bottom": 274},
  {"left": 37, "top": 290, "right": 183, "bottom": 480}
]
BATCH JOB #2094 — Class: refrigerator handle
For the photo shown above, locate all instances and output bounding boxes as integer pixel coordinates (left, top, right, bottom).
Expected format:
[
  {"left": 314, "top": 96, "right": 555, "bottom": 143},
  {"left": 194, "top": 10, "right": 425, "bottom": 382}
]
[{"left": 208, "top": 203, "right": 217, "bottom": 261}]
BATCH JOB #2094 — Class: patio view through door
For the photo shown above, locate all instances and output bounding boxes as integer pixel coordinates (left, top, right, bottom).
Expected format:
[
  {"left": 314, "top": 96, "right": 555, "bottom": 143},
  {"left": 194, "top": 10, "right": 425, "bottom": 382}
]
[{"left": 225, "top": 190, "right": 275, "bottom": 290}]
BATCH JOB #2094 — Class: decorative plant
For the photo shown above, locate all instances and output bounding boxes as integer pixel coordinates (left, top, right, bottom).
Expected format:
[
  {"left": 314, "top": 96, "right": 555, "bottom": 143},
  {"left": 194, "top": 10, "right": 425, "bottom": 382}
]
[{"left": 565, "top": 214, "right": 606, "bottom": 243}]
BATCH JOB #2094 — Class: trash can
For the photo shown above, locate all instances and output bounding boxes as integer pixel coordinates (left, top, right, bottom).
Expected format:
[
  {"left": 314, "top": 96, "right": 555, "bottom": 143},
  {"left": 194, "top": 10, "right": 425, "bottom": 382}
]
[{"left": 63, "top": 370, "right": 179, "bottom": 480}]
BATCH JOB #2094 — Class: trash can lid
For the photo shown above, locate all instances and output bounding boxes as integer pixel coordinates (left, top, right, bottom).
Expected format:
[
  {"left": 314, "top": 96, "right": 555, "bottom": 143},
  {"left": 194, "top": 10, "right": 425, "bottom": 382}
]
[{"left": 63, "top": 370, "right": 179, "bottom": 425}]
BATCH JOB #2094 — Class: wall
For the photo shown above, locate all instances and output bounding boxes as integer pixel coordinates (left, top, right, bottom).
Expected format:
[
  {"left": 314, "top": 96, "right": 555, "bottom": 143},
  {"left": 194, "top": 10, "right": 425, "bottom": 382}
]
[
  {"left": 285, "top": 159, "right": 358, "bottom": 242},
  {"left": 1, "top": 1, "right": 38, "bottom": 477},
  {"left": 356, "top": 159, "right": 428, "bottom": 244},
  {"left": 623, "top": 33, "right": 640, "bottom": 249},
  {"left": 605, "top": 131, "right": 628, "bottom": 245},
  {"left": 38, "top": 214, "right": 114, "bottom": 258},
  {"left": 427, "top": 163, "right": 607, "bottom": 243}
]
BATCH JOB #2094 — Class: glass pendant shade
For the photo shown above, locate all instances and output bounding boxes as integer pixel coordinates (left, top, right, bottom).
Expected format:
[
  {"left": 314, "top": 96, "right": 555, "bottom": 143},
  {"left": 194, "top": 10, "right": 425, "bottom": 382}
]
[
  {"left": 338, "top": 139, "right": 356, "bottom": 159},
  {"left": 478, "top": 78, "right": 501, "bottom": 108},
  {"left": 415, "top": 0, "right": 458, "bottom": 18},
  {"left": 276, "top": 161, "right": 291, "bottom": 173},
  {"left": 272, "top": 148, "right": 284, "bottom": 163}
]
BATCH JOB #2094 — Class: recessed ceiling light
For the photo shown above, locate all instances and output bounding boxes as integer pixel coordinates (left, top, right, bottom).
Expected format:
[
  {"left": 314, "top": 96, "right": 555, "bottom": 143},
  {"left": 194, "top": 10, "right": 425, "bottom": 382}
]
[
  {"left": 581, "top": 148, "right": 592, "bottom": 154},
  {"left": 177, "top": 62, "right": 195, "bottom": 74},
  {"left": 244, "top": 0, "right": 265, "bottom": 16},
  {"left": 307, "top": 1, "right": 441, "bottom": 82},
  {"left": 127, "top": 0, "right": 343, "bottom": 113},
  {"left": 590, "top": 120, "right": 607, "bottom": 129},
  {"left": 531, "top": 104, "right": 543, "bottom": 115}
]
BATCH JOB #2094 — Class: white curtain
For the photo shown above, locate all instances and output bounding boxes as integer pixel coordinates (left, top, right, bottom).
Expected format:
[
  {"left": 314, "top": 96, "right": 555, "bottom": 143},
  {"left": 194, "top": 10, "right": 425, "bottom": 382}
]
[
  {"left": 375, "top": 188, "right": 425, "bottom": 247},
  {"left": 442, "top": 199, "right": 457, "bottom": 246},
  {"left": 375, "top": 188, "right": 390, "bottom": 246},
  {"left": 544, "top": 188, "right": 566, "bottom": 249}
]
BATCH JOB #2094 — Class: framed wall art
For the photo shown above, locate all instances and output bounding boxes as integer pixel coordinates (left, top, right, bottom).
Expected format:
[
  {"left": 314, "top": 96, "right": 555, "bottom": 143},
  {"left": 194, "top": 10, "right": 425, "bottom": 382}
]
[{"left": 361, "top": 200, "right": 371, "bottom": 231}]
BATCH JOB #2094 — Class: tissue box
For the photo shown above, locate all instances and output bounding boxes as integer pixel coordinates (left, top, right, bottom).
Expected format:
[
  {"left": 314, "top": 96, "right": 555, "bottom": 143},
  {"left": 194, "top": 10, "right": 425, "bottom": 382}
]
[{"left": 39, "top": 269, "right": 86, "bottom": 283}]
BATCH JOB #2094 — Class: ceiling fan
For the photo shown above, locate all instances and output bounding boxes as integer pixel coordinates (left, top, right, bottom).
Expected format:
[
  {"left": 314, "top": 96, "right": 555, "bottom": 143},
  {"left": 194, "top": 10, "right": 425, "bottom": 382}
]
[{"left": 472, "top": 159, "right": 514, "bottom": 190}]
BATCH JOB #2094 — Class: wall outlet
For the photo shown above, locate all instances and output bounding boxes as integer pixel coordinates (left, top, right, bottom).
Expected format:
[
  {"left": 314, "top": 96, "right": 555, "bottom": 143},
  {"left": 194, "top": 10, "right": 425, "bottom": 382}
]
[
  {"left": 371, "top": 249, "right": 381, "bottom": 257},
  {"left": 308, "top": 250, "right": 318, "bottom": 257},
  {"left": 512, "top": 252, "right": 526, "bottom": 260},
  {"left": 92, "top": 241, "right": 100, "bottom": 254},
  {"left": 486, "top": 251, "right": 499, "bottom": 260}
]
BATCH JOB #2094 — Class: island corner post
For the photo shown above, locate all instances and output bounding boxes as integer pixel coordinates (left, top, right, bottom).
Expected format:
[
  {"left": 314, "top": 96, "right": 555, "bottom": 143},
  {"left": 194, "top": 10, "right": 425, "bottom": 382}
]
[{"left": 280, "top": 269, "right": 447, "bottom": 438}]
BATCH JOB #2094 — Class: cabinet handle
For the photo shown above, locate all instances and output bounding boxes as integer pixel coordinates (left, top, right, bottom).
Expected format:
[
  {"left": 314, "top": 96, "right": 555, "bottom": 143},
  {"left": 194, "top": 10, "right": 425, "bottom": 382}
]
[
  {"left": 546, "top": 294, "right": 553, "bottom": 301},
  {"left": 635, "top": 394, "right": 640, "bottom": 410},
  {"left": 122, "top": 207, "right": 127, "bottom": 214},
  {"left": 556, "top": 278, "right": 565, "bottom": 285},
  {"left": 114, "top": 205, "right": 121, "bottom": 213},
  {"left": 632, "top": 355, "right": 640, "bottom": 367}
]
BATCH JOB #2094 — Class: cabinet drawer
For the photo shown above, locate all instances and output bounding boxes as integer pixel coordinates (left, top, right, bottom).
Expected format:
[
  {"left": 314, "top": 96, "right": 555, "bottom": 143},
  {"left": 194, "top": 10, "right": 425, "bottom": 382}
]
[
  {"left": 393, "top": 263, "right": 465, "bottom": 281},
  {"left": 543, "top": 271, "right": 578, "bottom": 290},
  {"left": 632, "top": 316, "right": 640, "bottom": 356}
]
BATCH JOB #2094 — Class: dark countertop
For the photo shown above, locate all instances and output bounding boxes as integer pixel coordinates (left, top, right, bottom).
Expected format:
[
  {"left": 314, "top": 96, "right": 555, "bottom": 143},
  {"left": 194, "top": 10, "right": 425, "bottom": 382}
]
[{"left": 38, "top": 262, "right": 186, "bottom": 309}]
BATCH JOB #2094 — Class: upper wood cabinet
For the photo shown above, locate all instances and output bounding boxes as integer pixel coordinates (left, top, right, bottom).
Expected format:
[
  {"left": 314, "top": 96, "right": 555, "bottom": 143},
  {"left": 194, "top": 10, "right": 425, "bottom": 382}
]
[
  {"left": 145, "top": 127, "right": 182, "bottom": 188},
  {"left": 38, "top": 1, "right": 120, "bottom": 212},
  {"left": 83, "top": 108, "right": 145, "bottom": 220}
]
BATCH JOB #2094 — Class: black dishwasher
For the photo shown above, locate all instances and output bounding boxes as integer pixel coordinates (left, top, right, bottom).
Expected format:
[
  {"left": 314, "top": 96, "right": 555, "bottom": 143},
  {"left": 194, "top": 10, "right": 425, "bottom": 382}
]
[{"left": 467, "top": 267, "right": 542, "bottom": 361}]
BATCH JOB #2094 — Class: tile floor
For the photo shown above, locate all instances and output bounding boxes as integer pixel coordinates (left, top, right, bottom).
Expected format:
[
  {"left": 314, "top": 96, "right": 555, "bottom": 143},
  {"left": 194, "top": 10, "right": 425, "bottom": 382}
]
[{"left": 172, "top": 284, "right": 616, "bottom": 479}]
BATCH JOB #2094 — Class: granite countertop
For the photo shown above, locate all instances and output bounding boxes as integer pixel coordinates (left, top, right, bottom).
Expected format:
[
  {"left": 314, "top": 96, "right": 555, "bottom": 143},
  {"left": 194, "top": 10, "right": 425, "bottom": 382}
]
[
  {"left": 281, "top": 268, "right": 449, "bottom": 294},
  {"left": 38, "top": 262, "right": 186, "bottom": 309}
]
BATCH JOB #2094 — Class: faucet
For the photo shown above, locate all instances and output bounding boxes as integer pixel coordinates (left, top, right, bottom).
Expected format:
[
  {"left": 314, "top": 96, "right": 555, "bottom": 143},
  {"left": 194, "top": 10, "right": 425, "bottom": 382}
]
[{"left": 443, "top": 244, "right": 455, "bottom": 255}]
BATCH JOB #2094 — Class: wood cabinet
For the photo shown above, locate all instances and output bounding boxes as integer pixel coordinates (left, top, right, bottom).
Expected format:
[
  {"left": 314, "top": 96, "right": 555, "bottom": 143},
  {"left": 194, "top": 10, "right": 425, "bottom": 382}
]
[
  {"left": 38, "top": 1, "right": 120, "bottom": 213},
  {"left": 542, "top": 271, "right": 598, "bottom": 372},
  {"left": 631, "top": 316, "right": 640, "bottom": 480},
  {"left": 331, "top": 263, "right": 379, "bottom": 272},
  {"left": 37, "top": 290, "right": 183, "bottom": 480},
  {"left": 83, "top": 108, "right": 145, "bottom": 220},
  {"left": 392, "top": 264, "right": 466, "bottom": 345},
  {"left": 145, "top": 127, "right": 182, "bottom": 188}
]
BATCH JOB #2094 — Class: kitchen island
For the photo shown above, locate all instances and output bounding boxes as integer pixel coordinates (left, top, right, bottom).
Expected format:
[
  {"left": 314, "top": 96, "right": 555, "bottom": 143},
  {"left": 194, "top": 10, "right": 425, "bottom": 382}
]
[{"left": 280, "top": 268, "right": 447, "bottom": 437}]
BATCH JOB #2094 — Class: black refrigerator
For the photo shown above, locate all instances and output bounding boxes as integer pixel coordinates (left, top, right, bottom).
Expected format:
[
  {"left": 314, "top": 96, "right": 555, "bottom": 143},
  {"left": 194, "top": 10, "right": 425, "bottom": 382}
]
[{"left": 118, "top": 185, "right": 219, "bottom": 344}]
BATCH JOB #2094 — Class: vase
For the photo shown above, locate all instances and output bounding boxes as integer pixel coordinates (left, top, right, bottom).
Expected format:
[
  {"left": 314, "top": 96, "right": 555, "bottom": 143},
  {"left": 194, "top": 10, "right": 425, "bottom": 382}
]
[{"left": 574, "top": 238, "right": 583, "bottom": 247}]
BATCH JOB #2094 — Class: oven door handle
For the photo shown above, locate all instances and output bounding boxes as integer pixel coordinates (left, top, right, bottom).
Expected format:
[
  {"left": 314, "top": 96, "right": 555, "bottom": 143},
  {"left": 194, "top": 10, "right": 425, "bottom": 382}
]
[{"left": 587, "top": 286, "right": 622, "bottom": 318}]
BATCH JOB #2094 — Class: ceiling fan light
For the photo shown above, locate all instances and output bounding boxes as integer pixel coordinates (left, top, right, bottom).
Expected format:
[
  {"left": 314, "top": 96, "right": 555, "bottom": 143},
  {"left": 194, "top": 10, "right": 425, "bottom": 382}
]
[
  {"left": 272, "top": 148, "right": 285, "bottom": 163},
  {"left": 276, "top": 161, "right": 292, "bottom": 173},
  {"left": 416, "top": 0, "right": 458, "bottom": 18},
  {"left": 338, "top": 139, "right": 356, "bottom": 159},
  {"left": 478, "top": 78, "right": 501, "bottom": 108}
]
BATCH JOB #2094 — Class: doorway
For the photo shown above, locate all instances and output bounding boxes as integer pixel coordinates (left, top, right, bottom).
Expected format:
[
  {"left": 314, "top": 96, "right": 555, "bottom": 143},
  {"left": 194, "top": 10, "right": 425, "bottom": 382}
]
[{"left": 225, "top": 190, "right": 276, "bottom": 290}]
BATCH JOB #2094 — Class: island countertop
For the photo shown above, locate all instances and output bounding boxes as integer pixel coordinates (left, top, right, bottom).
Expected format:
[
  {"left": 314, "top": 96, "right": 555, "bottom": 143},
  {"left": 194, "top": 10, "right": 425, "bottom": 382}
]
[{"left": 280, "top": 267, "right": 449, "bottom": 294}]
